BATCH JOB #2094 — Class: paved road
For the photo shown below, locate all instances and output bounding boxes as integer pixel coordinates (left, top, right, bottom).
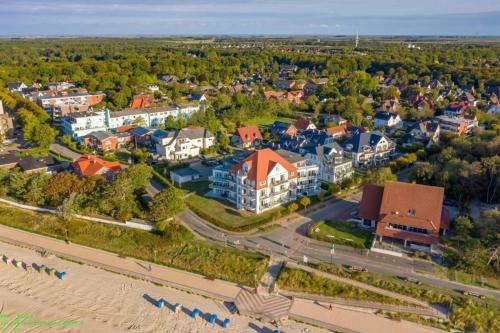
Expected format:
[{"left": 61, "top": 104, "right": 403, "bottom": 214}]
[{"left": 180, "top": 198, "right": 500, "bottom": 300}]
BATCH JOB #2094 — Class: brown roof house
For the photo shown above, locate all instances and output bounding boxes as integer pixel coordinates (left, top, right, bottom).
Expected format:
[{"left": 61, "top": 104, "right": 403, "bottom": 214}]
[
  {"left": 358, "top": 181, "right": 449, "bottom": 252},
  {"left": 231, "top": 125, "right": 263, "bottom": 148}
]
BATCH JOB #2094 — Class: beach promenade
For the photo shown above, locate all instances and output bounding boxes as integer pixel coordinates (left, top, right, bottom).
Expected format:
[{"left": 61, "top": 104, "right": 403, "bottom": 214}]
[{"left": 0, "top": 224, "right": 445, "bottom": 333}]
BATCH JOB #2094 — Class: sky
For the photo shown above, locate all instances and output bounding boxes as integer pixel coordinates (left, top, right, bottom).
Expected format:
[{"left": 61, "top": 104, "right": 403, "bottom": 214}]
[{"left": 0, "top": 0, "right": 499, "bottom": 36}]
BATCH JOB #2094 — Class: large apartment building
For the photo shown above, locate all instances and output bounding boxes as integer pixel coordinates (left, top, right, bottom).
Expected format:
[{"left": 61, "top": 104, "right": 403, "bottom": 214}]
[
  {"left": 306, "top": 143, "right": 353, "bottom": 183},
  {"left": 210, "top": 149, "right": 318, "bottom": 214}
]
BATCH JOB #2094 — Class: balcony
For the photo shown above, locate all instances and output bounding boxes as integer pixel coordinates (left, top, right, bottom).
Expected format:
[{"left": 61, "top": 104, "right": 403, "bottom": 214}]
[{"left": 270, "top": 178, "right": 288, "bottom": 186}]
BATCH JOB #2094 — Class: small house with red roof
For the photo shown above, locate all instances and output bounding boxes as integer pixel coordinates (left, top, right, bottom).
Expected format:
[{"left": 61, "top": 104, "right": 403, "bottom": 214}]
[
  {"left": 129, "top": 94, "right": 154, "bottom": 109},
  {"left": 231, "top": 125, "right": 263, "bottom": 148},
  {"left": 293, "top": 118, "right": 316, "bottom": 131},
  {"left": 358, "top": 181, "right": 449, "bottom": 251},
  {"left": 72, "top": 155, "right": 121, "bottom": 180}
]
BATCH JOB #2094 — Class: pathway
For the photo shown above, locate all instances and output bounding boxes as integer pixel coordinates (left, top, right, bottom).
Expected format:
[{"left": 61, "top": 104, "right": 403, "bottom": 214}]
[{"left": 259, "top": 255, "right": 285, "bottom": 294}]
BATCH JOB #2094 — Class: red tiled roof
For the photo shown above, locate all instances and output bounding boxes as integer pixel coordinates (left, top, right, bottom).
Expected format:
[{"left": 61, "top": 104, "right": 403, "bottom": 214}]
[
  {"left": 235, "top": 126, "right": 263, "bottom": 144},
  {"left": 229, "top": 149, "right": 297, "bottom": 190},
  {"left": 293, "top": 118, "right": 313, "bottom": 131},
  {"left": 72, "top": 155, "right": 121, "bottom": 177},
  {"left": 358, "top": 185, "right": 384, "bottom": 221},
  {"left": 129, "top": 94, "right": 154, "bottom": 109},
  {"left": 326, "top": 124, "right": 348, "bottom": 136}
]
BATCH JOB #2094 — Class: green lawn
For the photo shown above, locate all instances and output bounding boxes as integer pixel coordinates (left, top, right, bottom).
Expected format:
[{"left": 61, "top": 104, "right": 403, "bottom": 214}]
[
  {"left": 308, "top": 220, "right": 374, "bottom": 249},
  {"left": 0, "top": 203, "right": 268, "bottom": 287},
  {"left": 276, "top": 266, "right": 406, "bottom": 305},
  {"left": 242, "top": 115, "right": 295, "bottom": 126},
  {"left": 182, "top": 181, "right": 318, "bottom": 232}
]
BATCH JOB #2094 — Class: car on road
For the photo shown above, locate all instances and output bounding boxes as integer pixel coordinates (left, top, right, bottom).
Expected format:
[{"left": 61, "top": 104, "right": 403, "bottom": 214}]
[
  {"left": 402, "top": 276, "right": 422, "bottom": 285},
  {"left": 347, "top": 265, "right": 368, "bottom": 272},
  {"left": 463, "top": 291, "right": 486, "bottom": 299}
]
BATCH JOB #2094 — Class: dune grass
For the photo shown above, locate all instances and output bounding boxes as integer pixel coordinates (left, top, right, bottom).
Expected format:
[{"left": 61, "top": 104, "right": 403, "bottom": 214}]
[{"left": 0, "top": 203, "right": 268, "bottom": 286}]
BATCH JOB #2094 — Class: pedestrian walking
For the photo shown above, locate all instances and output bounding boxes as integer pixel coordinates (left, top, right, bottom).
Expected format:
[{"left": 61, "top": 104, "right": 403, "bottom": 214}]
[{"left": 329, "top": 304, "right": 333, "bottom": 311}]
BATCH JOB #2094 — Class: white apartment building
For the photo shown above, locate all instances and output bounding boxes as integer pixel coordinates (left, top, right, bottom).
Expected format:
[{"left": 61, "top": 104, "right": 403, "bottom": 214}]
[
  {"left": 276, "top": 150, "right": 320, "bottom": 196},
  {"left": 342, "top": 131, "right": 396, "bottom": 168},
  {"left": 306, "top": 143, "right": 353, "bottom": 183},
  {"left": 210, "top": 148, "right": 318, "bottom": 214},
  {"left": 61, "top": 112, "right": 107, "bottom": 140},
  {"left": 152, "top": 127, "right": 215, "bottom": 160},
  {"left": 105, "top": 105, "right": 200, "bottom": 129}
]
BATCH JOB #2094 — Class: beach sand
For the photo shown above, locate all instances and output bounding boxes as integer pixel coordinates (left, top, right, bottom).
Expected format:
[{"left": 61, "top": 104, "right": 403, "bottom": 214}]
[{"left": 0, "top": 241, "right": 327, "bottom": 333}]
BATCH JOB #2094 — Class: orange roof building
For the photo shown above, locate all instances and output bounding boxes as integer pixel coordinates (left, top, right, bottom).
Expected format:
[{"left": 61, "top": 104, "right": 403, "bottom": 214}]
[
  {"left": 358, "top": 181, "right": 449, "bottom": 250},
  {"left": 128, "top": 94, "right": 154, "bottom": 109},
  {"left": 231, "top": 125, "right": 263, "bottom": 148},
  {"left": 212, "top": 149, "right": 301, "bottom": 214},
  {"left": 72, "top": 155, "right": 121, "bottom": 179}
]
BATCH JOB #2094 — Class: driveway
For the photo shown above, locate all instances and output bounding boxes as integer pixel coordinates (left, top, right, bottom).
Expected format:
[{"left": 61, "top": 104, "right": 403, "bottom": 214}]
[{"left": 50, "top": 143, "right": 82, "bottom": 161}]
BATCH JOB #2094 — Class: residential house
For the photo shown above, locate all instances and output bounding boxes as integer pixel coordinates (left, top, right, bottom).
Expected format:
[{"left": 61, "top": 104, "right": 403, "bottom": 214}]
[
  {"left": 61, "top": 111, "right": 107, "bottom": 140},
  {"left": 279, "top": 64, "right": 298, "bottom": 78},
  {"left": 72, "top": 155, "right": 121, "bottom": 179},
  {"left": 0, "top": 153, "right": 62, "bottom": 174},
  {"left": 403, "top": 120, "right": 440, "bottom": 147},
  {"left": 264, "top": 90, "right": 304, "bottom": 104},
  {"left": 209, "top": 149, "right": 300, "bottom": 214},
  {"left": 278, "top": 129, "right": 334, "bottom": 155},
  {"left": 435, "top": 115, "right": 477, "bottom": 136},
  {"left": 374, "top": 112, "right": 403, "bottom": 129},
  {"left": 319, "top": 114, "right": 347, "bottom": 126},
  {"left": 129, "top": 94, "right": 154, "bottom": 109},
  {"left": 326, "top": 124, "right": 348, "bottom": 138},
  {"left": 275, "top": 80, "right": 295, "bottom": 90},
  {"left": 153, "top": 127, "right": 215, "bottom": 160},
  {"left": 83, "top": 131, "right": 119, "bottom": 153},
  {"left": 342, "top": 131, "right": 396, "bottom": 168},
  {"left": 37, "top": 92, "right": 105, "bottom": 114},
  {"left": 231, "top": 126, "right": 263, "bottom": 148},
  {"left": 270, "top": 121, "right": 297, "bottom": 138},
  {"left": 293, "top": 118, "right": 317, "bottom": 131},
  {"left": 379, "top": 98, "right": 402, "bottom": 113},
  {"left": 130, "top": 127, "right": 154, "bottom": 146},
  {"left": 358, "top": 181, "right": 449, "bottom": 251},
  {"left": 306, "top": 143, "right": 353, "bottom": 184},
  {"left": 190, "top": 93, "right": 207, "bottom": 103},
  {"left": 7, "top": 82, "right": 28, "bottom": 92},
  {"left": 48, "top": 81, "right": 75, "bottom": 91},
  {"left": 443, "top": 102, "right": 467, "bottom": 118},
  {"left": 159, "top": 75, "right": 179, "bottom": 84}
]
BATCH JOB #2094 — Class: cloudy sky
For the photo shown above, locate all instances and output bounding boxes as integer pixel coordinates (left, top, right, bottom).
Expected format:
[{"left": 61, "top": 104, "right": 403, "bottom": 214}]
[{"left": 1, "top": 0, "right": 499, "bottom": 36}]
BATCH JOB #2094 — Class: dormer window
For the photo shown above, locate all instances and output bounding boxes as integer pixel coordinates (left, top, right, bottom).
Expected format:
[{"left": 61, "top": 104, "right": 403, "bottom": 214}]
[{"left": 408, "top": 209, "right": 416, "bottom": 216}]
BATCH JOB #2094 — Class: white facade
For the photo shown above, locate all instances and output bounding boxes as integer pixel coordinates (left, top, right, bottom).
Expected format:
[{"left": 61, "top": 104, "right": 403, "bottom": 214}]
[
  {"left": 343, "top": 132, "right": 396, "bottom": 168},
  {"left": 61, "top": 112, "right": 107, "bottom": 140},
  {"left": 210, "top": 149, "right": 319, "bottom": 214},
  {"left": 106, "top": 105, "right": 200, "bottom": 130},
  {"left": 306, "top": 144, "right": 353, "bottom": 183},
  {"left": 153, "top": 127, "right": 215, "bottom": 160},
  {"left": 374, "top": 112, "right": 403, "bottom": 129}
]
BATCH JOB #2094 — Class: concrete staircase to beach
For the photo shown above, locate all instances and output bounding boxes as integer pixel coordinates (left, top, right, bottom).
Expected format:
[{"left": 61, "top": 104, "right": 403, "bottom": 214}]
[
  {"left": 258, "top": 255, "right": 284, "bottom": 294},
  {"left": 234, "top": 289, "right": 292, "bottom": 322}
]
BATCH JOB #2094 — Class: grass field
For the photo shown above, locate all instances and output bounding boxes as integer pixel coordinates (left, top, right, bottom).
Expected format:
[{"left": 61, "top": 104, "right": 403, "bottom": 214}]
[
  {"left": 308, "top": 220, "right": 374, "bottom": 249},
  {"left": 0, "top": 203, "right": 268, "bottom": 287},
  {"left": 183, "top": 181, "right": 285, "bottom": 231},
  {"left": 242, "top": 115, "right": 295, "bottom": 126}
]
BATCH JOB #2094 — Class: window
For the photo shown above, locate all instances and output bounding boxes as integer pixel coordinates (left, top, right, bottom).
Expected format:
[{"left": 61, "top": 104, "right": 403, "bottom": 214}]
[{"left": 408, "top": 209, "right": 416, "bottom": 216}]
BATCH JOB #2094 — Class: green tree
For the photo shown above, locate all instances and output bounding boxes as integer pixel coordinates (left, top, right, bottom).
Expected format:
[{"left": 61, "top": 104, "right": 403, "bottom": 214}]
[
  {"left": 150, "top": 187, "right": 186, "bottom": 223},
  {"left": 364, "top": 167, "right": 397, "bottom": 186},
  {"left": 121, "top": 163, "right": 152, "bottom": 193},
  {"left": 24, "top": 173, "right": 49, "bottom": 205},
  {"left": 300, "top": 196, "right": 311, "bottom": 210},
  {"left": 32, "top": 123, "right": 57, "bottom": 148},
  {"left": 287, "top": 202, "right": 299, "bottom": 214},
  {"left": 455, "top": 216, "right": 474, "bottom": 244}
]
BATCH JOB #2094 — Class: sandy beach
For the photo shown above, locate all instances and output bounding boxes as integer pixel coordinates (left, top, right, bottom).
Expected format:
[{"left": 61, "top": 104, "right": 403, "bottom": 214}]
[{"left": 0, "top": 241, "right": 328, "bottom": 333}]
